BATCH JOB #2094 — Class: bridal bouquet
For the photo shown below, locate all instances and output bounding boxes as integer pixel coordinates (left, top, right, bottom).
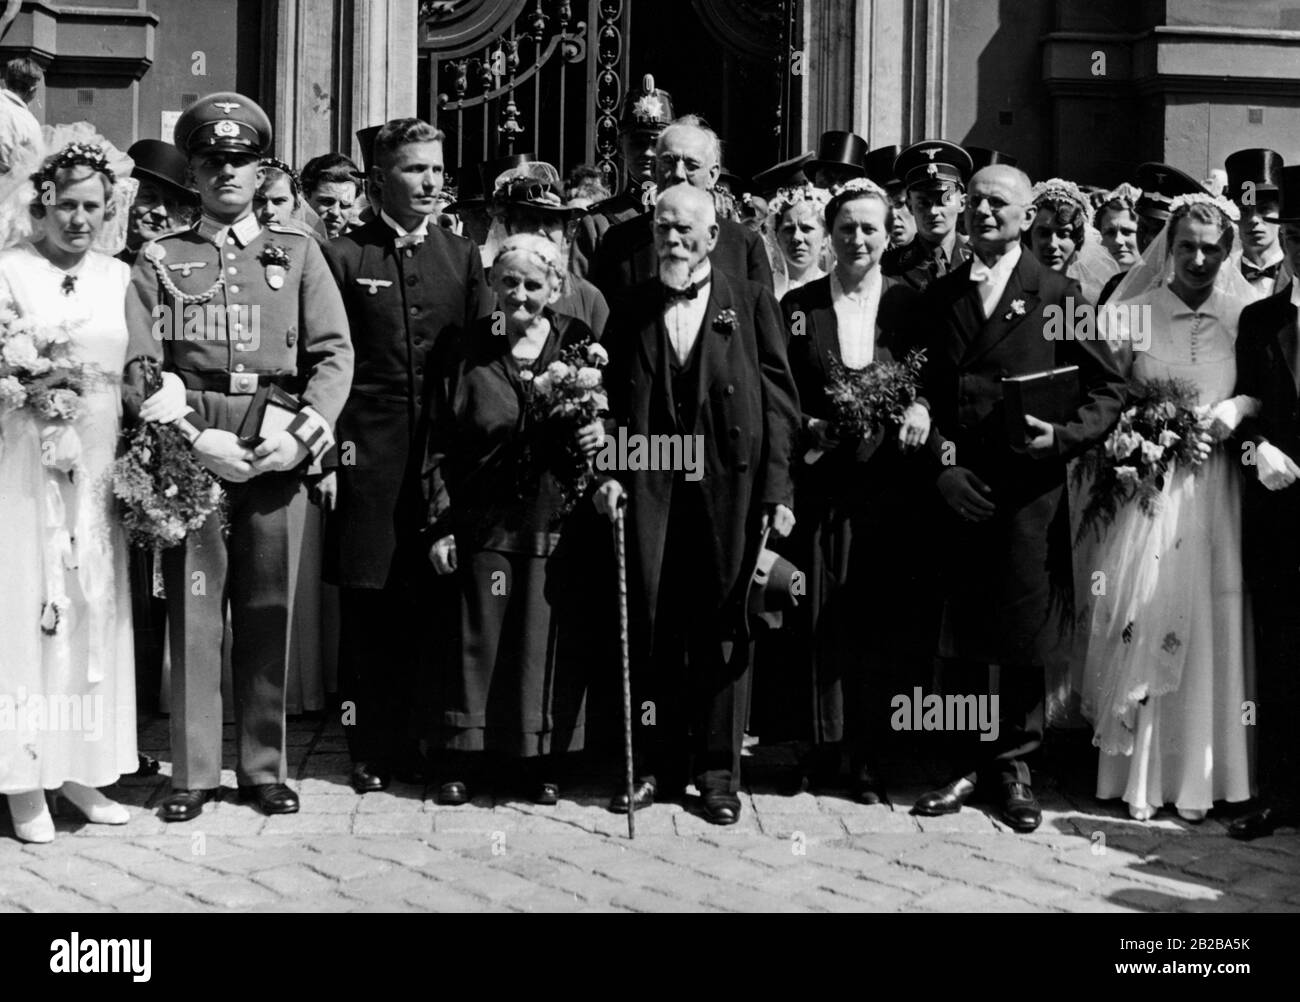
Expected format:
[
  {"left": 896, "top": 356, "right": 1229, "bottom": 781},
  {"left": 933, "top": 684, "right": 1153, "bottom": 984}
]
[
  {"left": 112, "top": 358, "right": 224, "bottom": 553},
  {"left": 819, "top": 349, "right": 926, "bottom": 457},
  {"left": 1072, "top": 377, "right": 1210, "bottom": 542},
  {"left": 519, "top": 339, "right": 610, "bottom": 515}
]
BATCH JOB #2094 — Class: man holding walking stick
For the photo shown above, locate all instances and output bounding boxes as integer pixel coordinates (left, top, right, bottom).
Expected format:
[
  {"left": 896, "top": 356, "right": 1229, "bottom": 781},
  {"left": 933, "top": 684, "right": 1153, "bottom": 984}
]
[{"left": 593, "top": 184, "right": 799, "bottom": 825}]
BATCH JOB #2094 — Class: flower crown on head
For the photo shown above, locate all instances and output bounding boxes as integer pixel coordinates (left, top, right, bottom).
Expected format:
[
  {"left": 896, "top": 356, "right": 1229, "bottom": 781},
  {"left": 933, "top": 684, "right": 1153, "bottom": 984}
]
[
  {"left": 1169, "top": 191, "right": 1240, "bottom": 223},
  {"left": 259, "top": 157, "right": 301, "bottom": 190},
  {"left": 492, "top": 236, "right": 565, "bottom": 285},
  {"left": 1031, "top": 177, "right": 1091, "bottom": 219},
  {"left": 40, "top": 142, "right": 115, "bottom": 185},
  {"left": 1100, "top": 182, "right": 1142, "bottom": 209},
  {"left": 828, "top": 177, "right": 888, "bottom": 200},
  {"left": 766, "top": 183, "right": 829, "bottom": 220}
]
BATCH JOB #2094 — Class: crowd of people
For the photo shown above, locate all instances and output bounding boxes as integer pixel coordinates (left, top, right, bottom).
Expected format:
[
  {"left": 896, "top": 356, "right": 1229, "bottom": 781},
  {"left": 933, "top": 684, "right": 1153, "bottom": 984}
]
[{"left": 1, "top": 62, "right": 1298, "bottom": 845}]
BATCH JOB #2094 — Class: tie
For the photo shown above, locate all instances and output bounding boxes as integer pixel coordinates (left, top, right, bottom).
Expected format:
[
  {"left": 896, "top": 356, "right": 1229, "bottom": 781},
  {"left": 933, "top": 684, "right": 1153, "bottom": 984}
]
[
  {"left": 662, "top": 279, "right": 703, "bottom": 304},
  {"left": 1243, "top": 259, "right": 1281, "bottom": 283},
  {"left": 932, "top": 245, "right": 949, "bottom": 278},
  {"left": 394, "top": 232, "right": 424, "bottom": 250}
]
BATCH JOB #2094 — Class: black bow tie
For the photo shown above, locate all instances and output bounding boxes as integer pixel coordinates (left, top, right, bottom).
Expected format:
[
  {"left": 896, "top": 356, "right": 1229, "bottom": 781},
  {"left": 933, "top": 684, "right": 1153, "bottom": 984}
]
[
  {"left": 1243, "top": 259, "right": 1281, "bottom": 282},
  {"left": 662, "top": 279, "right": 705, "bottom": 304}
]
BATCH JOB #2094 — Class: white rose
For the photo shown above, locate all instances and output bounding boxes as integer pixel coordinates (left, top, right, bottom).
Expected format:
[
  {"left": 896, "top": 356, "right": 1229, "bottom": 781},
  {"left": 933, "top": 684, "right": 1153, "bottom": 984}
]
[
  {"left": 532, "top": 373, "right": 553, "bottom": 396},
  {"left": 576, "top": 366, "right": 601, "bottom": 390},
  {"left": 2, "top": 334, "right": 39, "bottom": 370},
  {"left": 546, "top": 360, "right": 569, "bottom": 382}
]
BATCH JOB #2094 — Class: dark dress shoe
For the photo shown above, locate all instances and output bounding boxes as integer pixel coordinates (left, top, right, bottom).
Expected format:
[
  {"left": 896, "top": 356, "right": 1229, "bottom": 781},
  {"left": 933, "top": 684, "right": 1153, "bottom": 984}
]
[
  {"left": 1001, "top": 782, "right": 1042, "bottom": 833},
  {"left": 1228, "top": 806, "right": 1292, "bottom": 841},
  {"left": 608, "top": 779, "right": 656, "bottom": 814},
  {"left": 350, "top": 763, "right": 390, "bottom": 794},
  {"left": 912, "top": 777, "right": 977, "bottom": 816},
  {"left": 437, "top": 781, "right": 470, "bottom": 805},
  {"left": 238, "top": 783, "right": 300, "bottom": 815},
  {"left": 853, "top": 768, "right": 889, "bottom": 806},
  {"left": 160, "top": 788, "right": 219, "bottom": 823},
  {"left": 533, "top": 782, "right": 560, "bottom": 806},
  {"left": 134, "top": 754, "right": 161, "bottom": 778},
  {"left": 701, "top": 790, "right": 742, "bottom": 826}
]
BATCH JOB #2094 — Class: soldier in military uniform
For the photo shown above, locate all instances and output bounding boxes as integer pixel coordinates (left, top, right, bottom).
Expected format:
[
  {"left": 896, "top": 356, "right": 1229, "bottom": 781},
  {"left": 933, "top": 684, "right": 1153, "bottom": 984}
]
[
  {"left": 881, "top": 140, "right": 974, "bottom": 292},
  {"left": 570, "top": 73, "right": 674, "bottom": 279},
  {"left": 123, "top": 92, "right": 353, "bottom": 822},
  {"left": 316, "top": 117, "right": 490, "bottom": 797}
]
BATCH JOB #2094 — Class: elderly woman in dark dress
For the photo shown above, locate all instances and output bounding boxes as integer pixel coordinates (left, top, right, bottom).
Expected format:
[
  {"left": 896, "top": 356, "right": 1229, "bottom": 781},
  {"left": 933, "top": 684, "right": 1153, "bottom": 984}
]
[
  {"left": 425, "top": 234, "right": 603, "bottom": 805},
  {"left": 755, "top": 180, "right": 927, "bottom": 801}
]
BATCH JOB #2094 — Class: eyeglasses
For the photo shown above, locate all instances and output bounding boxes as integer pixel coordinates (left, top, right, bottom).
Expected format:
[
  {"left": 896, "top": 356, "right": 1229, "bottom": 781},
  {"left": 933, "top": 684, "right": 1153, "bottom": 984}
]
[{"left": 657, "top": 154, "right": 706, "bottom": 173}]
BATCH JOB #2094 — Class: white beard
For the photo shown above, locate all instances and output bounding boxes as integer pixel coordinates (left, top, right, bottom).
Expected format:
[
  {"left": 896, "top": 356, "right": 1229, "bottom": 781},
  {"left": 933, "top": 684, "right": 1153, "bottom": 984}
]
[{"left": 658, "top": 258, "right": 692, "bottom": 289}]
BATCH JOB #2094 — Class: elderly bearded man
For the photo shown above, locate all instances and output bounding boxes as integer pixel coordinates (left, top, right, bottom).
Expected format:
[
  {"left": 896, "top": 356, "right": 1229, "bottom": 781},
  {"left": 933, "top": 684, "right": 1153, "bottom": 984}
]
[
  {"left": 589, "top": 115, "right": 773, "bottom": 299},
  {"left": 593, "top": 185, "right": 799, "bottom": 825}
]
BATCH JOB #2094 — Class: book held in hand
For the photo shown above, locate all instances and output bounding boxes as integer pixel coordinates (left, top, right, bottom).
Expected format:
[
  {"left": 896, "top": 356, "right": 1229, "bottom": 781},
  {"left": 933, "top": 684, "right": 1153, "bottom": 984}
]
[
  {"left": 1002, "top": 365, "right": 1079, "bottom": 449},
  {"left": 237, "top": 383, "right": 304, "bottom": 448}
]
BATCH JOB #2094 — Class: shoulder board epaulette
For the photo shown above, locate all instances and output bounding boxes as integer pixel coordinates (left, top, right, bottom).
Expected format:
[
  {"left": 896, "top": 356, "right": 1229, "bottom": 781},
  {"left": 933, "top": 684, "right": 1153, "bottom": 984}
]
[{"left": 266, "top": 222, "right": 314, "bottom": 238}]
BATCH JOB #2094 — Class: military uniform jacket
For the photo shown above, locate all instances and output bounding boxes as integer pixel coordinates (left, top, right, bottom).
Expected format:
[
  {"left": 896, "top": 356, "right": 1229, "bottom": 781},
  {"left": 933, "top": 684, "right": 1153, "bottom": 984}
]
[
  {"left": 570, "top": 188, "right": 646, "bottom": 279},
  {"left": 882, "top": 232, "right": 972, "bottom": 292},
  {"left": 589, "top": 211, "right": 774, "bottom": 301},
  {"left": 320, "top": 216, "right": 490, "bottom": 589},
  {"left": 124, "top": 214, "right": 352, "bottom": 449}
]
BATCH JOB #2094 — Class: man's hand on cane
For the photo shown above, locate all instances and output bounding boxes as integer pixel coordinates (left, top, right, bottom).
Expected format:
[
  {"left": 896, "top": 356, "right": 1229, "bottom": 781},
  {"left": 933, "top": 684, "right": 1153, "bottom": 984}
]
[
  {"left": 762, "top": 504, "right": 795, "bottom": 538},
  {"left": 594, "top": 479, "right": 625, "bottom": 521}
]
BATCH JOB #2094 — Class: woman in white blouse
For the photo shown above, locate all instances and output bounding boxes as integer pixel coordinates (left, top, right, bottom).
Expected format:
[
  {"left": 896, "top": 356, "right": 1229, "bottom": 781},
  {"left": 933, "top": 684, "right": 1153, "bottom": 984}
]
[{"left": 753, "top": 180, "right": 928, "bottom": 802}]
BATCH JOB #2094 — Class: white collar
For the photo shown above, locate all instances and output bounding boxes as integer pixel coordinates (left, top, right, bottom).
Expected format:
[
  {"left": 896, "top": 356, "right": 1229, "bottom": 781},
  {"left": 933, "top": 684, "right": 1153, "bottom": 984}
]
[
  {"left": 381, "top": 209, "right": 431, "bottom": 239},
  {"left": 969, "top": 242, "right": 1021, "bottom": 282},
  {"left": 197, "top": 213, "right": 261, "bottom": 247},
  {"left": 1243, "top": 246, "right": 1286, "bottom": 272}
]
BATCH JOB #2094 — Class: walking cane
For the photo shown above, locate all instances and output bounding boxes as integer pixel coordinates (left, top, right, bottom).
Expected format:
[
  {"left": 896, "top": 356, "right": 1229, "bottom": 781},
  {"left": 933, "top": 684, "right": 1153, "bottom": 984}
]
[{"left": 614, "top": 497, "right": 635, "bottom": 839}]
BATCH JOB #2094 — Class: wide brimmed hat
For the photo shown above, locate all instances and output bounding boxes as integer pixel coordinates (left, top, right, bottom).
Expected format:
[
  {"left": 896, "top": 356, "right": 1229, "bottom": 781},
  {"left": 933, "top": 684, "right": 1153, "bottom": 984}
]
[
  {"left": 805, "top": 131, "right": 868, "bottom": 180},
  {"left": 491, "top": 161, "right": 586, "bottom": 219},
  {"left": 752, "top": 151, "right": 814, "bottom": 195},
  {"left": 1225, "top": 148, "right": 1285, "bottom": 207},
  {"left": 1133, "top": 162, "right": 1206, "bottom": 221},
  {"left": 126, "top": 139, "right": 198, "bottom": 202},
  {"left": 1264, "top": 165, "right": 1300, "bottom": 223},
  {"left": 446, "top": 153, "right": 535, "bottom": 213}
]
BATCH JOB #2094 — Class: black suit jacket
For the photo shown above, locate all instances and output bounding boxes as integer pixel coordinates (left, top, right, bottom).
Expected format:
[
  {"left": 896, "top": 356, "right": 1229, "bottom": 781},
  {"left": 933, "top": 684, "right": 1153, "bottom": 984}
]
[
  {"left": 1235, "top": 289, "right": 1300, "bottom": 585},
  {"left": 604, "top": 269, "right": 799, "bottom": 649},
  {"left": 320, "top": 217, "right": 490, "bottom": 587},
  {"left": 590, "top": 211, "right": 773, "bottom": 302}
]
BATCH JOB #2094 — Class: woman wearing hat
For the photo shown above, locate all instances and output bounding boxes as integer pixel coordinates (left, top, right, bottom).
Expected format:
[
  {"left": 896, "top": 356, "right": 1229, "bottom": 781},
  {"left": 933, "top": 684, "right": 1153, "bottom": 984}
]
[
  {"left": 755, "top": 179, "right": 927, "bottom": 801},
  {"left": 490, "top": 162, "right": 608, "bottom": 337},
  {"left": 120, "top": 139, "right": 199, "bottom": 262},
  {"left": 425, "top": 233, "right": 601, "bottom": 805}
]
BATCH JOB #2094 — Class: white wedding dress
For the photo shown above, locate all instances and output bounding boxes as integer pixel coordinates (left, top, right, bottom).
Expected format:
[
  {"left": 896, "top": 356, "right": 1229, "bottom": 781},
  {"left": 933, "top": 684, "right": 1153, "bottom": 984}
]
[
  {"left": 0, "top": 242, "right": 137, "bottom": 793},
  {"left": 1079, "top": 284, "right": 1254, "bottom": 815}
]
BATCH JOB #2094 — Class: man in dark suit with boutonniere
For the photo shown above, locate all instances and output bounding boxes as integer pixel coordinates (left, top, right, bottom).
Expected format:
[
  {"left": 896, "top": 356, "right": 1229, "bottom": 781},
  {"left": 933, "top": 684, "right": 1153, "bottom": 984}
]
[
  {"left": 1229, "top": 163, "right": 1300, "bottom": 840},
  {"left": 592, "top": 184, "right": 799, "bottom": 825},
  {"left": 318, "top": 117, "right": 490, "bottom": 799},
  {"left": 911, "top": 164, "right": 1125, "bottom": 833}
]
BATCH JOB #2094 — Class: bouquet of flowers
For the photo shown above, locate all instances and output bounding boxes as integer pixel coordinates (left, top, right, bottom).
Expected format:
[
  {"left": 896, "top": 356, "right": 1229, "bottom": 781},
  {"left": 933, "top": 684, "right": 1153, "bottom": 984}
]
[
  {"left": 111, "top": 358, "right": 224, "bottom": 554},
  {"left": 820, "top": 348, "right": 926, "bottom": 456},
  {"left": 1072, "top": 377, "right": 1210, "bottom": 543},
  {"left": 0, "top": 308, "right": 99, "bottom": 467},
  {"left": 520, "top": 339, "right": 610, "bottom": 516}
]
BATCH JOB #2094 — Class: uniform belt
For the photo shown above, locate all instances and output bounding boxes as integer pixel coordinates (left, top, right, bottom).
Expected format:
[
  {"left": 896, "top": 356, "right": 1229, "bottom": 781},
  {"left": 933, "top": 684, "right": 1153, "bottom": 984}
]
[{"left": 177, "top": 370, "right": 303, "bottom": 396}]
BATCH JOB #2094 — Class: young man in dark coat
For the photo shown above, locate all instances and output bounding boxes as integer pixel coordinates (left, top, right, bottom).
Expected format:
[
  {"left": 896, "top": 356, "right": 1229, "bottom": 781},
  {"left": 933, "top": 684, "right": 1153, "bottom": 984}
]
[{"left": 319, "top": 118, "right": 490, "bottom": 795}]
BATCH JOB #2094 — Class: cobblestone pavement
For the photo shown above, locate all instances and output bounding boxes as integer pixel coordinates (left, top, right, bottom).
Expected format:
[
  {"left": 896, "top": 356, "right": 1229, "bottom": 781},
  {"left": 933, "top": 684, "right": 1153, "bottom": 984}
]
[{"left": 2, "top": 715, "right": 1298, "bottom": 913}]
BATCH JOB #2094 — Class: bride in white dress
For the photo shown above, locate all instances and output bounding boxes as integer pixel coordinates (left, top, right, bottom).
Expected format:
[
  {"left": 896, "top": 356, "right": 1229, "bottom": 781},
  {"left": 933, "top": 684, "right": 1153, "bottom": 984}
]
[
  {"left": 0, "top": 137, "right": 185, "bottom": 842},
  {"left": 1080, "top": 195, "right": 1259, "bottom": 821}
]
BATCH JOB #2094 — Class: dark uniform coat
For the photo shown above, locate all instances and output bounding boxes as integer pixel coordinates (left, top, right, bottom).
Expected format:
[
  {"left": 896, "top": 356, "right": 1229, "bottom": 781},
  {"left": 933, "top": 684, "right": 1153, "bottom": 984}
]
[
  {"left": 590, "top": 211, "right": 774, "bottom": 302},
  {"left": 319, "top": 216, "right": 490, "bottom": 589},
  {"left": 570, "top": 188, "right": 646, "bottom": 279},
  {"left": 882, "top": 232, "right": 972, "bottom": 292}
]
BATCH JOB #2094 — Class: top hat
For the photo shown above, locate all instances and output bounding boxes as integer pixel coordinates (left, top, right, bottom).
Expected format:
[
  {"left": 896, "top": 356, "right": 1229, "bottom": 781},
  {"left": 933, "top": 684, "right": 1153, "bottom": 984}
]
[
  {"left": 173, "top": 92, "right": 272, "bottom": 158},
  {"left": 1263, "top": 165, "right": 1300, "bottom": 223},
  {"left": 752, "top": 151, "right": 814, "bottom": 195},
  {"left": 1133, "top": 162, "right": 1206, "bottom": 221},
  {"left": 894, "top": 139, "right": 973, "bottom": 190},
  {"left": 806, "top": 131, "right": 868, "bottom": 181},
  {"left": 355, "top": 126, "right": 383, "bottom": 173},
  {"left": 1224, "top": 148, "right": 1285, "bottom": 207},
  {"left": 747, "top": 536, "right": 802, "bottom": 631},
  {"left": 864, "top": 145, "right": 903, "bottom": 189},
  {"left": 126, "top": 139, "right": 198, "bottom": 202},
  {"left": 490, "top": 161, "right": 586, "bottom": 220},
  {"left": 966, "top": 146, "right": 1018, "bottom": 172},
  {"left": 619, "top": 73, "right": 675, "bottom": 137}
]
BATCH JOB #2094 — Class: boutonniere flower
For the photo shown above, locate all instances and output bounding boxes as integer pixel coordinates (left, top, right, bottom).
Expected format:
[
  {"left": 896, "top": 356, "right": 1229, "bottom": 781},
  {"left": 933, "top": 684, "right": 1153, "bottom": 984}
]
[
  {"left": 1004, "top": 299, "right": 1026, "bottom": 320},
  {"left": 713, "top": 308, "right": 738, "bottom": 334}
]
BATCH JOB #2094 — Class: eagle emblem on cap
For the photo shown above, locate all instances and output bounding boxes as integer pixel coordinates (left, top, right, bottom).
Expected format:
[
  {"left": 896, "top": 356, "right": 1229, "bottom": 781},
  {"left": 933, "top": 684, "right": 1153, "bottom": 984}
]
[
  {"left": 215, "top": 120, "right": 240, "bottom": 137},
  {"left": 213, "top": 101, "right": 241, "bottom": 114},
  {"left": 921, "top": 147, "right": 942, "bottom": 161}
]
